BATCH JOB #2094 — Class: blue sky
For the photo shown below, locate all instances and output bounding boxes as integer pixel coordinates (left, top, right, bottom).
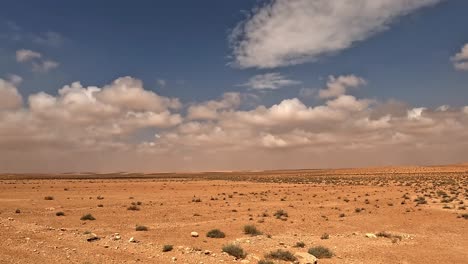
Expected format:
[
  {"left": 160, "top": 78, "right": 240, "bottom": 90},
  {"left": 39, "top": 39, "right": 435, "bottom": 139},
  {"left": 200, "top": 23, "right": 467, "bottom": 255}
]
[
  {"left": 1, "top": 0, "right": 468, "bottom": 172},
  {"left": 1, "top": 0, "right": 467, "bottom": 107}
]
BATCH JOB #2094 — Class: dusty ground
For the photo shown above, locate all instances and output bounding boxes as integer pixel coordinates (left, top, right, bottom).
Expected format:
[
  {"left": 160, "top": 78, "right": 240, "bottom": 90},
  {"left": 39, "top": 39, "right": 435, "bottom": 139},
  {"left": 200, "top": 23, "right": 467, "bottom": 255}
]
[{"left": 0, "top": 165, "right": 467, "bottom": 264}]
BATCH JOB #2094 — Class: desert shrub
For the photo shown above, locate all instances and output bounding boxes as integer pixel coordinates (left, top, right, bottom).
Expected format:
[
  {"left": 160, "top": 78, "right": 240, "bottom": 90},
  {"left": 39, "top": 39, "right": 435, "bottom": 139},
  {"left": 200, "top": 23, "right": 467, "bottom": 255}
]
[
  {"left": 127, "top": 205, "right": 140, "bottom": 211},
  {"left": 97, "top": 204, "right": 104, "bottom": 207},
  {"left": 265, "top": 249, "right": 297, "bottom": 261},
  {"left": 206, "top": 229, "right": 225, "bottom": 238},
  {"left": 44, "top": 196, "right": 54, "bottom": 200},
  {"left": 135, "top": 225, "right": 148, "bottom": 231},
  {"left": 339, "top": 213, "right": 345, "bottom": 217},
  {"left": 258, "top": 260, "right": 274, "bottom": 264},
  {"left": 192, "top": 197, "right": 201, "bottom": 202},
  {"left": 273, "top": 209, "right": 288, "bottom": 219},
  {"left": 15, "top": 209, "right": 21, "bottom": 214},
  {"left": 294, "top": 241, "right": 305, "bottom": 248},
  {"left": 162, "top": 245, "right": 173, "bottom": 252},
  {"left": 308, "top": 246, "right": 333, "bottom": 259},
  {"left": 355, "top": 208, "right": 362, "bottom": 213},
  {"left": 244, "top": 225, "right": 262, "bottom": 236},
  {"left": 376, "top": 231, "right": 391, "bottom": 238},
  {"left": 222, "top": 244, "right": 246, "bottom": 259},
  {"left": 414, "top": 196, "right": 427, "bottom": 204},
  {"left": 321, "top": 233, "right": 330, "bottom": 239},
  {"left": 80, "top": 213, "right": 95, "bottom": 221},
  {"left": 56, "top": 211, "right": 65, "bottom": 216},
  {"left": 461, "top": 213, "right": 468, "bottom": 219}
]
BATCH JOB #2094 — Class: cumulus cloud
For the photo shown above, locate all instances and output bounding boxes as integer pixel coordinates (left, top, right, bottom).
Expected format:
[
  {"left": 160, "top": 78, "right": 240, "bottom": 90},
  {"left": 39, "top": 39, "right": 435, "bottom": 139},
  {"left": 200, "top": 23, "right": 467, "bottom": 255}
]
[
  {"left": 240, "top": 72, "right": 300, "bottom": 90},
  {"left": 451, "top": 43, "right": 468, "bottom": 71},
  {"left": 319, "top": 75, "right": 367, "bottom": 99},
  {"left": 16, "top": 49, "right": 59, "bottom": 73},
  {"left": 1, "top": 75, "right": 467, "bottom": 172},
  {"left": 0, "top": 79, "right": 23, "bottom": 110},
  {"left": 230, "top": 0, "right": 441, "bottom": 68},
  {"left": 188, "top": 92, "right": 241, "bottom": 120},
  {"left": 16, "top": 49, "right": 41, "bottom": 62}
]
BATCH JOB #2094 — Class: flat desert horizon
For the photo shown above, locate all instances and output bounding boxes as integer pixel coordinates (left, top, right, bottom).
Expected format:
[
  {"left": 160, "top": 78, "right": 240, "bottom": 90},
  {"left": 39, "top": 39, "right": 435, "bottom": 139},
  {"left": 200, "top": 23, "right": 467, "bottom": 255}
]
[
  {"left": 1, "top": 164, "right": 467, "bottom": 263},
  {"left": 2, "top": 0, "right": 468, "bottom": 263}
]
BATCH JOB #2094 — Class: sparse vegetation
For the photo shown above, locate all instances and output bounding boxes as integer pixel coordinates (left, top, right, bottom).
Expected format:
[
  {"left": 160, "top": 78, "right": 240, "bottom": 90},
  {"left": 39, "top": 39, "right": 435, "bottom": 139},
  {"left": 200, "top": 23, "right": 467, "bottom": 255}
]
[
  {"left": 127, "top": 205, "right": 140, "bottom": 211},
  {"left": 222, "top": 244, "right": 246, "bottom": 259},
  {"left": 162, "top": 245, "right": 173, "bottom": 252},
  {"left": 265, "top": 249, "right": 297, "bottom": 261},
  {"left": 258, "top": 260, "right": 274, "bottom": 264},
  {"left": 294, "top": 241, "right": 305, "bottom": 248},
  {"left": 44, "top": 196, "right": 54, "bottom": 200},
  {"left": 273, "top": 209, "right": 288, "bottom": 219},
  {"left": 308, "top": 246, "right": 333, "bottom": 259},
  {"left": 80, "top": 213, "right": 95, "bottom": 221},
  {"left": 321, "top": 233, "right": 330, "bottom": 239},
  {"left": 135, "top": 225, "right": 148, "bottom": 231},
  {"left": 244, "top": 225, "right": 262, "bottom": 236},
  {"left": 206, "top": 229, "right": 225, "bottom": 238}
]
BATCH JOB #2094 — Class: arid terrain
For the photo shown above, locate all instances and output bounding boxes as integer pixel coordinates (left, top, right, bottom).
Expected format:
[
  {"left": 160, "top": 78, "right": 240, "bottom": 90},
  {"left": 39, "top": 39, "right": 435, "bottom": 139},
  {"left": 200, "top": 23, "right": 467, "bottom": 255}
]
[{"left": 0, "top": 165, "right": 467, "bottom": 264}]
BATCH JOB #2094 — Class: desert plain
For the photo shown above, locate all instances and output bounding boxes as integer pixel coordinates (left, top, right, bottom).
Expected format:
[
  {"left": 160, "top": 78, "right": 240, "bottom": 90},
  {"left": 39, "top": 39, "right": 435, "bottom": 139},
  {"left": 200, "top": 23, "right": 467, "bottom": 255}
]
[{"left": 0, "top": 165, "right": 467, "bottom": 264}]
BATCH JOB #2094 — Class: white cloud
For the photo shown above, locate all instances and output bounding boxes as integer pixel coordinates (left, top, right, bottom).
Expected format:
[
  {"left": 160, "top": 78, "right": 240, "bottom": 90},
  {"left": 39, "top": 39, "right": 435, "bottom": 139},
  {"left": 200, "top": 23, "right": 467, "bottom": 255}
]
[
  {"left": 319, "top": 75, "right": 367, "bottom": 99},
  {"left": 32, "top": 60, "right": 59, "bottom": 73},
  {"left": 230, "top": 0, "right": 441, "bottom": 68},
  {"left": 188, "top": 92, "right": 240, "bottom": 120},
  {"left": 240, "top": 72, "right": 300, "bottom": 90},
  {"left": 451, "top": 43, "right": 468, "bottom": 71},
  {"left": 16, "top": 49, "right": 59, "bottom": 73},
  {"left": 0, "top": 79, "right": 23, "bottom": 110},
  {"left": 16, "top": 49, "right": 42, "bottom": 62},
  {"left": 1, "top": 75, "right": 468, "bottom": 172}
]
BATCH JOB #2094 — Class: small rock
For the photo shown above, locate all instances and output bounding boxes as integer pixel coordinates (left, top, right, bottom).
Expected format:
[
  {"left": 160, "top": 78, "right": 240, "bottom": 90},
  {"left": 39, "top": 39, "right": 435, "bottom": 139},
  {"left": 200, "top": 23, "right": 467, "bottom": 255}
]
[
  {"left": 191, "top": 232, "right": 199, "bottom": 237},
  {"left": 365, "top": 233, "right": 377, "bottom": 238},
  {"left": 129, "top": 237, "right": 138, "bottom": 243},
  {"left": 171, "top": 257, "right": 177, "bottom": 262}
]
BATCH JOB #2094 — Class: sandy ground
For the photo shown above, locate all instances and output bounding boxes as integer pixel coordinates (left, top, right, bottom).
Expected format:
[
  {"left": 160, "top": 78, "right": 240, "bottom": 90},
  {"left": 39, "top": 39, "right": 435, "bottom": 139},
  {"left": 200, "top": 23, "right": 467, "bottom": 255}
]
[{"left": 0, "top": 166, "right": 467, "bottom": 264}]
